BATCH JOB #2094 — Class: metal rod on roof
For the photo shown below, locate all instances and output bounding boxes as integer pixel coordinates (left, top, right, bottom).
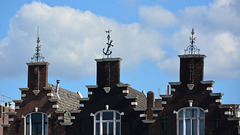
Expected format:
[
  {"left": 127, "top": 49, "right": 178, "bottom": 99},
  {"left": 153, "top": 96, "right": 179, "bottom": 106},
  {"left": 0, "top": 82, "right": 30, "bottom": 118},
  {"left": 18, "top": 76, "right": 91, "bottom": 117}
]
[{"left": 56, "top": 80, "right": 60, "bottom": 99}]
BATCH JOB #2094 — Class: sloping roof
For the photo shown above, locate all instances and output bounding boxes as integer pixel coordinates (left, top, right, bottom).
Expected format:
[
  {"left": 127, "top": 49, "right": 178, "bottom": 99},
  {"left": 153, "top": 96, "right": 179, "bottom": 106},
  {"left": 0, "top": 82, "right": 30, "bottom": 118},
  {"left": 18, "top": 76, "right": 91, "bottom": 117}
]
[
  {"left": 127, "top": 86, "right": 147, "bottom": 109},
  {"left": 47, "top": 83, "right": 80, "bottom": 112},
  {"left": 47, "top": 83, "right": 80, "bottom": 123}
]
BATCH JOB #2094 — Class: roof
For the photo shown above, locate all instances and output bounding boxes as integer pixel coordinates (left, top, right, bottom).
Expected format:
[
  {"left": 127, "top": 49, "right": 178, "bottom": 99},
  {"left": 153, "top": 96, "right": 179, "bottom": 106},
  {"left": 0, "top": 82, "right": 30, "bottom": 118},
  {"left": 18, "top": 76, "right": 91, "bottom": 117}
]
[
  {"left": 127, "top": 86, "right": 147, "bottom": 109},
  {"left": 47, "top": 83, "right": 80, "bottom": 123}
]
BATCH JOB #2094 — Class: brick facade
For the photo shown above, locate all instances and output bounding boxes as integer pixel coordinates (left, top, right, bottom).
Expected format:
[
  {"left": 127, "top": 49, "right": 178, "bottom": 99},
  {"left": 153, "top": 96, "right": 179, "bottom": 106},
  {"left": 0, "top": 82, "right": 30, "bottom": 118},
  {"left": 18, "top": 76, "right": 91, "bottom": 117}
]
[{"left": 2, "top": 53, "right": 240, "bottom": 135}]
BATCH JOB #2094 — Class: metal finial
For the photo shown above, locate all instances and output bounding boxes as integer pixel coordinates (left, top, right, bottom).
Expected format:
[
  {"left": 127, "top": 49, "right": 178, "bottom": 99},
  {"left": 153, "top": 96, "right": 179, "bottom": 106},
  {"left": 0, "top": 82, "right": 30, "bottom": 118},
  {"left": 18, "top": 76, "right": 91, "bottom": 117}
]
[
  {"left": 31, "top": 26, "right": 44, "bottom": 62},
  {"left": 103, "top": 29, "right": 114, "bottom": 58},
  {"left": 184, "top": 28, "right": 200, "bottom": 55}
]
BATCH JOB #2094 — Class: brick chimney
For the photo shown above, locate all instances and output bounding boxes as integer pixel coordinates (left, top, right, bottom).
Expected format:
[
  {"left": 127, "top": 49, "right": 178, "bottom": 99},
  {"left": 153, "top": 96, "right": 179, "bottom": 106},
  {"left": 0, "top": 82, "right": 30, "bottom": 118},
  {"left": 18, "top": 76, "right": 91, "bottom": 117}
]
[
  {"left": 147, "top": 91, "right": 154, "bottom": 120},
  {"left": 27, "top": 62, "right": 50, "bottom": 90},
  {"left": 178, "top": 54, "right": 206, "bottom": 85},
  {"left": 95, "top": 58, "right": 122, "bottom": 87}
]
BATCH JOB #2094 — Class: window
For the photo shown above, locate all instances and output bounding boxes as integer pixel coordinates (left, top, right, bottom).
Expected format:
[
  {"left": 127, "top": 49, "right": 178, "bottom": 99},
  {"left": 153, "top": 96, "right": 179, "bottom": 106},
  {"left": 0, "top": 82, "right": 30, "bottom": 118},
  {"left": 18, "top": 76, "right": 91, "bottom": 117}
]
[
  {"left": 94, "top": 110, "right": 121, "bottom": 135},
  {"left": 26, "top": 113, "right": 48, "bottom": 135},
  {"left": 177, "top": 107, "right": 204, "bottom": 135}
]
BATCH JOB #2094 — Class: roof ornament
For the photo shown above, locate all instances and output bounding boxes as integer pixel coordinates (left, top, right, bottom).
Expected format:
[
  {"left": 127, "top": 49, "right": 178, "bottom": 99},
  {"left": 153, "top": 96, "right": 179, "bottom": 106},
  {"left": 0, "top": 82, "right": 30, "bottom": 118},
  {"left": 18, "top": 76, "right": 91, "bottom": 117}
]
[
  {"left": 184, "top": 28, "right": 200, "bottom": 55},
  {"left": 103, "top": 30, "right": 114, "bottom": 58},
  {"left": 31, "top": 26, "right": 44, "bottom": 62}
]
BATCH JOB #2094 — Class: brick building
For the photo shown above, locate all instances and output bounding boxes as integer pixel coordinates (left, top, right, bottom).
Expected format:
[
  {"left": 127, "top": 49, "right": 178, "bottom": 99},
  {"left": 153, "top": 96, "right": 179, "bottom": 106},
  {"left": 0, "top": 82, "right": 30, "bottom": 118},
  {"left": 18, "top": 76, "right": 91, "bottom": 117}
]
[{"left": 2, "top": 29, "right": 240, "bottom": 135}]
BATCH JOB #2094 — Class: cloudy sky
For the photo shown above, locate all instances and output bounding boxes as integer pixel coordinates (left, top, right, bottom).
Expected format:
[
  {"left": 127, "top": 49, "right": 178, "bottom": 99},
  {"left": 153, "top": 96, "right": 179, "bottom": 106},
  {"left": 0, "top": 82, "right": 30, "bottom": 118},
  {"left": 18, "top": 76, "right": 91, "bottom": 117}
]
[{"left": 0, "top": 0, "right": 240, "bottom": 104}]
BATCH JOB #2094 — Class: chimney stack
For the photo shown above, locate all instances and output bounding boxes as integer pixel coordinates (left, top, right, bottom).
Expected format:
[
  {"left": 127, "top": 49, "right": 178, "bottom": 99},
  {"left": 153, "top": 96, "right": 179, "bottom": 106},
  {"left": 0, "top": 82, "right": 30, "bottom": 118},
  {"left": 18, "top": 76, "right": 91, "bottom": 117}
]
[{"left": 95, "top": 58, "right": 122, "bottom": 87}]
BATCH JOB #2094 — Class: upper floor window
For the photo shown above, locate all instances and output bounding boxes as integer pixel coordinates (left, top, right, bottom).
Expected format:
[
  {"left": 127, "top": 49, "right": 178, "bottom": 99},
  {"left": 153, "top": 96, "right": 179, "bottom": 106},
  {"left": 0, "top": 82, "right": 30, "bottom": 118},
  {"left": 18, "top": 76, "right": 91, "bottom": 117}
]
[
  {"left": 177, "top": 107, "right": 205, "bottom": 135},
  {"left": 26, "top": 112, "right": 48, "bottom": 135},
  {"left": 94, "top": 110, "right": 121, "bottom": 135}
]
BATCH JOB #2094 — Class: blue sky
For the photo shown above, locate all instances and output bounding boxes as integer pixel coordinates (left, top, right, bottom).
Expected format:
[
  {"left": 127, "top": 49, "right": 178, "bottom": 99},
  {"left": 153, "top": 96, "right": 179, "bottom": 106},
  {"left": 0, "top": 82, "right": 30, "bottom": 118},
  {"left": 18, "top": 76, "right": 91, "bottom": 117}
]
[{"left": 0, "top": 0, "right": 240, "bottom": 104}]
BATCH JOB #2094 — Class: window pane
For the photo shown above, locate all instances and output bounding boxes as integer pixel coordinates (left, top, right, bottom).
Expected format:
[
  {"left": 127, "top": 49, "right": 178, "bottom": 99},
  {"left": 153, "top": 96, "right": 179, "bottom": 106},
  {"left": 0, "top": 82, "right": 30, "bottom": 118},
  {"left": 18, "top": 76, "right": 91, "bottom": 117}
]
[
  {"left": 200, "top": 110, "right": 204, "bottom": 117},
  {"left": 103, "top": 122, "right": 107, "bottom": 135},
  {"left": 32, "top": 113, "right": 43, "bottom": 135},
  {"left": 103, "top": 112, "right": 113, "bottom": 120},
  {"left": 179, "top": 110, "right": 183, "bottom": 118},
  {"left": 109, "top": 122, "right": 113, "bottom": 135},
  {"left": 116, "top": 112, "right": 120, "bottom": 120},
  {"left": 178, "top": 120, "right": 183, "bottom": 135},
  {"left": 44, "top": 115, "right": 48, "bottom": 135},
  {"left": 26, "top": 115, "right": 30, "bottom": 135},
  {"left": 116, "top": 122, "right": 120, "bottom": 135},
  {"left": 32, "top": 113, "right": 42, "bottom": 123},
  {"left": 96, "top": 123, "right": 100, "bottom": 135},
  {"left": 200, "top": 119, "right": 205, "bottom": 135},
  {"left": 192, "top": 119, "right": 197, "bottom": 135},
  {"left": 186, "top": 119, "right": 191, "bottom": 135},
  {"left": 186, "top": 109, "right": 191, "bottom": 118},
  {"left": 96, "top": 113, "right": 100, "bottom": 120},
  {"left": 186, "top": 109, "right": 197, "bottom": 118}
]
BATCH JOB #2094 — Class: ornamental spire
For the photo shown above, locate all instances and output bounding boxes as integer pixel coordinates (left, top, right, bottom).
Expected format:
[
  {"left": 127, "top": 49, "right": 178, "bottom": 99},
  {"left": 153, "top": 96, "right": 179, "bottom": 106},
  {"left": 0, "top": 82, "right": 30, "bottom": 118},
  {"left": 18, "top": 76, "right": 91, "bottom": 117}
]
[
  {"left": 184, "top": 28, "right": 200, "bottom": 55},
  {"left": 103, "top": 29, "right": 114, "bottom": 58},
  {"left": 31, "top": 26, "right": 44, "bottom": 62}
]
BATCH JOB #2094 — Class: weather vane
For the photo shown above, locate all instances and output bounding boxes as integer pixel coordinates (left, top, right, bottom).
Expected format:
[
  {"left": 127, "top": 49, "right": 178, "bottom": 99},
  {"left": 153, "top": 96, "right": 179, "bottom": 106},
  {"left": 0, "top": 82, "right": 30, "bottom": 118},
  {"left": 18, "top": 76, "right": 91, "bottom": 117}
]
[
  {"left": 31, "top": 26, "right": 44, "bottom": 62},
  {"left": 184, "top": 28, "right": 200, "bottom": 54},
  {"left": 103, "top": 30, "right": 114, "bottom": 58}
]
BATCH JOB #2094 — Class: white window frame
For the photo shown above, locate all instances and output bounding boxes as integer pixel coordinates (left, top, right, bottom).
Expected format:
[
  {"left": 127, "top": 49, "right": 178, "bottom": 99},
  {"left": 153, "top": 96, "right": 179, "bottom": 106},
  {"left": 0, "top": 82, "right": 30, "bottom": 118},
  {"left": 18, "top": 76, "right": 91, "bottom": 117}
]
[
  {"left": 94, "top": 110, "right": 121, "bottom": 135},
  {"left": 24, "top": 112, "right": 48, "bottom": 135},
  {"left": 177, "top": 107, "right": 205, "bottom": 135}
]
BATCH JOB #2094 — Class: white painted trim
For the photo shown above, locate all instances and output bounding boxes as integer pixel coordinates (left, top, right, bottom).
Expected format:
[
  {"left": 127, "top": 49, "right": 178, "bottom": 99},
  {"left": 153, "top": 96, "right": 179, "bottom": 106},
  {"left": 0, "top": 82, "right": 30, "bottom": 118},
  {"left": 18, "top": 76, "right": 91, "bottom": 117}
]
[
  {"left": 21, "top": 94, "right": 26, "bottom": 98},
  {"left": 131, "top": 102, "right": 138, "bottom": 106},
  {"left": 162, "top": 101, "right": 167, "bottom": 105},
  {"left": 215, "top": 99, "right": 222, "bottom": 103},
  {"left": 15, "top": 106, "right": 20, "bottom": 110},
  {"left": 47, "top": 93, "right": 53, "bottom": 97},
  {"left": 88, "top": 91, "right": 93, "bottom": 95},
  {"left": 140, "top": 114, "right": 147, "bottom": 118},
  {"left": 52, "top": 105, "right": 58, "bottom": 109},
  {"left": 8, "top": 118, "right": 14, "bottom": 122},
  {"left": 122, "top": 90, "right": 129, "bottom": 94},
  {"left": 206, "top": 87, "right": 213, "bottom": 91},
  {"left": 58, "top": 116, "right": 64, "bottom": 120}
]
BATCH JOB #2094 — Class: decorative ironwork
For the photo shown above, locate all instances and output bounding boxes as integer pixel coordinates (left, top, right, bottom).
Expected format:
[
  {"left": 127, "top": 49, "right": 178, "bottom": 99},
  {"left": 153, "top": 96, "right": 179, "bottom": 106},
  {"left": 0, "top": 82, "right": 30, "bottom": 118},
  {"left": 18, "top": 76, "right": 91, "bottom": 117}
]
[
  {"left": 31, "top": 26, "right": 44, "bottom": 62},
  {"left": 103, "top": 30, "right": 114, "bottom": 57},
  {"left": 184, "top": 28, "right": 200, "bottom": 54}
]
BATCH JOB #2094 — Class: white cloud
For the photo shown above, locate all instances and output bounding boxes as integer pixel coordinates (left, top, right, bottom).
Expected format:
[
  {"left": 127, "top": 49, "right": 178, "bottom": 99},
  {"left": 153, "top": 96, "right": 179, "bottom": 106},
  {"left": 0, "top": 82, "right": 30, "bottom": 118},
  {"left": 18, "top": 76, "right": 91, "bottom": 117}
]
[
  {"left": 139, "top": 5, "right": 177, "bottom": 28},
  {"left": 138, "top": 0, "right": 240, "bottom": 79},
  {"left": 0, "top": 2, "right": 165, "bottom": 79}
]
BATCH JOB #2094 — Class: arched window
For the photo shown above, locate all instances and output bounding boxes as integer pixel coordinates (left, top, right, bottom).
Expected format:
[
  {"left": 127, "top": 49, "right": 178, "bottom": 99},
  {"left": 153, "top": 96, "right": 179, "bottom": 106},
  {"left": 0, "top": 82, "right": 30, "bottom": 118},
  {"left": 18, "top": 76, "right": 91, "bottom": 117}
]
[
  {"left": 177, "top": 107, "right": 205, "bottom": 135},
  {"left": 94, "top": 110, "right": 121, "bottom": 135},
  {"left": 26, "top": 113, "right": 48, "bottom": 135}
]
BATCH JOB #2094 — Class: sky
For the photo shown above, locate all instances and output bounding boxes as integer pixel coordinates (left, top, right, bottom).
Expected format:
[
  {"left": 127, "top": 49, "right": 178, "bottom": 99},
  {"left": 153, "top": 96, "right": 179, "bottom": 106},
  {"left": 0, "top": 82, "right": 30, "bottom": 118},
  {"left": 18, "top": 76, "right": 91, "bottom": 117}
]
[{"left": 0, "top": 0, "right": 240, "bottom": 104}]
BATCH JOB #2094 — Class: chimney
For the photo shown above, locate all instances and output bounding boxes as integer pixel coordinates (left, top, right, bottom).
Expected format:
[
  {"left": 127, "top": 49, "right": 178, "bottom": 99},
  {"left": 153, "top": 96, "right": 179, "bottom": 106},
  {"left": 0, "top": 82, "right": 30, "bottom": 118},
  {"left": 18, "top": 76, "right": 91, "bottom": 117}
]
[
  {"left": 27, "top": 62, "right": 50, "bottom": 90},
  {"left": 178, "top": 55, "right": 206, "bottom": 85},
  {"left": 95, "top": 58, "right": 122, "bottom": 87},
  {"left": 147, "top": 91, "right": 154, "bottom": 120}
]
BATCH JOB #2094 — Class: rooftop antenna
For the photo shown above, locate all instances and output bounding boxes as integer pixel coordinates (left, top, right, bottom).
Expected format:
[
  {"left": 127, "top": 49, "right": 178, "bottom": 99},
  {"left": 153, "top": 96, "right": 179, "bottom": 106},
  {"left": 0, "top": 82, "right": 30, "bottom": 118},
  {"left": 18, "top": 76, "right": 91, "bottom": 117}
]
[
  {"left": 31, "top": 26, "right": 44, "bottom": 62},
  {"left": 184, "top": 28, "right": 200, "bottom": 55},
  {"left": 103, "top": 29, "right": 114, "bottom": 58}
]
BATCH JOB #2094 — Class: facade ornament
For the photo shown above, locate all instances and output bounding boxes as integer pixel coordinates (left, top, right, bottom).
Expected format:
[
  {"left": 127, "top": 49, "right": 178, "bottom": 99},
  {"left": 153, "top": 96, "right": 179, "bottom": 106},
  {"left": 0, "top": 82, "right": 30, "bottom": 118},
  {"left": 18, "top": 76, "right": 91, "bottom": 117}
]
[
  {"left": 184, "top": 28, "right": 200, "bottom": 54},
  {"left": 103, "top": 30, "right": 114, "bottom": 58},
  {"left": 31, "top": 26, "right": 44, "bottom": 62}
]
